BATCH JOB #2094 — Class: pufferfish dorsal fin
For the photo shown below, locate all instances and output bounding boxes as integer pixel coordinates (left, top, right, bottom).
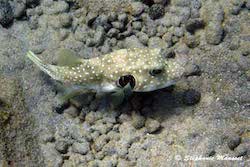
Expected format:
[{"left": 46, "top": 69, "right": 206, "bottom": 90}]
[{"left": 57, "top": 49, "right": 82, "bottom": 67}]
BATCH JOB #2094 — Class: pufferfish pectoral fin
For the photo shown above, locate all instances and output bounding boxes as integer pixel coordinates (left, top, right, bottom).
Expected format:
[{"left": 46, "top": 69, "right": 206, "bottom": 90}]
[
  {"left": 123, "top": 83, "right": 133, "bottom": 99},
  {"left": 109, "top": 88, "right": 125, "bottom": 108},
  {"left": 56, "top": 49, "right": 82, "bottom": 67},
  {"left": 109, "top": 83, "right": 133, "bottom": 108}
]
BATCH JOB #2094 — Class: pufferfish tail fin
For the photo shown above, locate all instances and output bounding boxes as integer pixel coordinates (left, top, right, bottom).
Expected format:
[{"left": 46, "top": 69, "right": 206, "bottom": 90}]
[{"left": 26, "top": 51, "right": 61, "bottom": 80}]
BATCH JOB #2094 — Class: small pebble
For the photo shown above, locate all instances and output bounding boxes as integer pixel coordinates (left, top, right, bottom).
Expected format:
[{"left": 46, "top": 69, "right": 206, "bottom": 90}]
[
  {"left": 162, "top": 32, "right": 173, "bottom": 47},
  {"left": 72, "top": 141, "right": 90, "bottom": 155},
  {"left": 12, "top": 1, "right": 26, "bottom": 19},
  {"left": 109, "top": 38, "right": 117, "bottom": 47},
  {"left": 170, "top": 15, "right": 181, "bottom": 27},
  {"left": 206, "top": 149, "right": 216, "bottom": 157},
  {"left": 184, "top": 33, "right": 200, "bottom": 48},
  {"left": 0, "top": 1, "right": 14, "bottom": 27},
  {"left": 234, "top": 144, "right": 248, "bottom": 157},
  {"left": 93, "top": 14, "right": 109, "bottom": 28},
  {"left": 86, "top": 38, "right": 96, "bottom": 47},
  {"left": 136, "top": 31, "right": 149, "bottom": 45},
  {"left": 52, "top": 96, "right": 70, "bottom": 114},
  {"left": 160, "top": 48, "right": 175, "bottom": 59},
  {"left": 58, "top": 29, "right": 69, "bottom": 41},
  {"left": 78, "top": 111, "right": 86, "bottom": 122},
  {"left": 55, "top": 140, "right": 70, "bottom": 154},
  {"left": 148, "top": 4, "right": 165, "bottom": 20},
  {"left": 205, "top": 22, "right": 224, "bottom": 45},
  {"left": 227, "top": 136, "right": 241, "bottom": 150},
  {"left": 228, "top": 36, "right": 240, "bottom": 50},
  {"left": 124, "top": 35, "right": 144, "bottom": 48},
  {"left": 230, "top": 6, "right": 241, "bottom": 15},
  {"left": 59, "top": 13, "right": 72, "bottom": 27},
  {"left": 156, "top": 25, "right": 167, "bottom": 37},
  {"left": 246, "top": 0, "right": 250, "bottom": 9},
  {"left": 174, "top": 27, "right": 184, "bottom": 37},
  {"left": 39, "top": 131, "right": 55, "bottom": 143},
  {"left": 0, "top": 110, "right": 10, "bottom": 124},
  {"left": 183, "top": 89, "right": 201, "bottom": 105},
  {"left": 175, "top": 43, "right": 190, "bottom": 55},
  {"left": 101, "top": 41, "right": 111, "bottom": 54},
  {"left": 93, "top": 135, "right": 110, "bottom": 152},
  {"left": 88, "top": 160, "right": 101, "bottom": 167},
  {"left": 131, "top": 111, "right": 145, "bottom": 129},
  {"left": 41, "top": 144, "right": 63, "bottom": 167},
  {"left": 132, "top": 21, "right": 142, "bottom": 30},
  {"left": 191, "top": 0, "right": 202, "bottom": 9},
  {"left": 107, "top": 28, "right": 119, "bottom": 38},
  {"left": 246, "top": 70, "right": 250, "bottom": 81},
  {"left": 93, "top": 26, "right": 105, "bottom": 46},
  {"left": 148, "top": 36, "right": 167, "bottom": 48},
  {"left": 117, "top": 159, "right": 131, "bottom": 167},
  {"left": 119, "top": 113, "right": 132, "bottom": 123},
  {"left": 240, "top": 42, "right": 250, "bottom": 56},
  {"left": 159, "top": 15, "right": 171, "bottom": 27},
  {"left": 190, "top": 8, "right": 200, "bottom": 18},
  {"left": 86, "top": 12, "right": 98, "bottom": 27},
  {"left": 108, "top": 12, "right": 117, "bottom": 22},
  {"left": 117, "top": 29, "right": 132, "bottom": 39},
  {"left": 184, "top": 64, "right": 201, "bottom": 77},
  {"left": 74, "top": 25, "right": 90, "bottom": 42},
  {"left": 63, "top": 106, "right": 79, "bottom": 118},
  {"left": 43, "top": 1, "right": 69, "bottom": 15},
  {"left": 185, "top": 18, "right": 204, "bottom": 34},
  {"left": 178, "top": 7, "right": 191, "bottom": 23},
  {"left": 26, "top": 8, "right": 37, "bottom": 17},
  {"left": 117, "top": 40, "right": 124, "bottom": 48},
  {"left": 146, "top": 25, "right": 157, "bottom": 37},
  {"left": 92, "top": 121, "right": 113, "bottom": 135},
  {"left": 29, "top": 18, "right": 40, "bottom": 29},
  {"left": 118, "top": 13, "right": 128, "bottom": 23},
  {"left": 237, "top": 55, "right": 250, "bottom": 71},
  {"left": 145, "top": 118, "right": 161, "bottom": 133},
  {"left": 131, "top": 2, "right": 144, "bottom": 16},
  {"left": 111, "top": 21, "right": 124, "bottom": 30},
  {"left": 85, "top": 111, "right": 101, "bottom": 125}
]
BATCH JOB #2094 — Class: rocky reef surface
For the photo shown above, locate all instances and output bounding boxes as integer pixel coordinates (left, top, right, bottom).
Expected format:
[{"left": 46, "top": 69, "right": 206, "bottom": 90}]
[{"left": 0, "top": 0, "right": 249, "bottom": 166}]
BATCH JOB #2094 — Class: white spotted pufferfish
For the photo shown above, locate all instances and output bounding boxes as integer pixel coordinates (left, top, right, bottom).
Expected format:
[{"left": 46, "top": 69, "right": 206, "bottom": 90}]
[{"left": 26, "top": 48, "right": 187, "bottom": 106}]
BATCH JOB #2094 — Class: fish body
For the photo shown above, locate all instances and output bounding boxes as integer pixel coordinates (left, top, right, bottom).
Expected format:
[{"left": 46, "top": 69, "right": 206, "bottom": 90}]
[{"left": 26, "top": 48, "right": 187, "bottom": 93}]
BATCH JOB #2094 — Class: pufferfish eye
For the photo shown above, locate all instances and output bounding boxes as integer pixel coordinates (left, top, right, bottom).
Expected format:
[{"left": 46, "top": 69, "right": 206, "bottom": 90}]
[
  {"left": 116, "top": 75, "right": 136, "bottom": 89},
  {"left": 149, "top": 69, "right": 163, "bottom": 76}
]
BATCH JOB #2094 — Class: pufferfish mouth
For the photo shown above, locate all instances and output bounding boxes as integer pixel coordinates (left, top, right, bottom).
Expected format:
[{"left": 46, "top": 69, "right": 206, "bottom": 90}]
[{"left": 116, "top": 75, "right": 136, "bottom": 89}]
